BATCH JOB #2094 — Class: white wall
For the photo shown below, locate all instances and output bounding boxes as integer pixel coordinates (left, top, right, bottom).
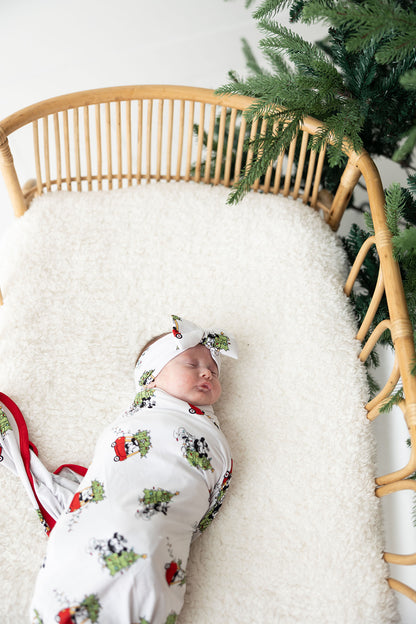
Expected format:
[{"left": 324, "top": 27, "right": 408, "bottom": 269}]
[{"left": 0, "top": 1, "right": 415, "bottom": 621}]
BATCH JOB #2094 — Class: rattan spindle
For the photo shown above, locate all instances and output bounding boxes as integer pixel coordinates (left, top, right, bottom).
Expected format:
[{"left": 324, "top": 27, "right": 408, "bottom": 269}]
[
  {"left": 63, "top": 110, "right": 71, "bottom": 191},
  {"left": 388, "top": 578, "right": 416, "bottom": 603},
  {"left": 245, "top": 118, "right": 259, "bottom": 188},
  {"left": 166, "top": 99, "right": 174, "bottom": 182},
  {"left": 73, "top": 108, "right": 82, "bottom": 192},
  {"left": 84, "top": 107, "right": 92, "bottom": 191},
  {"left": 263, "top": 160, "right": 273, "bottom": 194},
  {"left": 175, "top": 100, "right": 185, "bottom": 182},
  {"left": 367, "top": 403, "right": 387, "bottom": 422},
  {"left": 116, "top": 101, "right": 122, "bottom": 189},
  {"left": 214, "top": 106, "right": 227, "bottom": 185},
  {"left": 156, "top": 99, "right": 164, "bottom": 182},
  {"left": 204, "top": 104, "right": 217, "bottom": 184},
  {"left": 146, "top": 100, "right": 153, "bottom": 183},
  {"left": 359, "top": 319, "right": 391, "bottom": 363},
  {"left": 293, "top": 131, "right": 309, "bottom": 200},
  {"left": 376, "top": 477, "right": 416, "bottom": 572},
  {"left": 284, "top": 135, "right": 297, "bottom": 197},
  {"left": 33, "top": 121, "right": 43, "bottom": 195},
  {"left": 327, "top": 160, "right": 362, "bottom": 230},
  {"left": 365, "top": 356, "right": 400, "bottom": 411},
  {"left": 311, "top": 144, "right": 326, "bottom": 208},
  {"left": 105, "top": 103, "right": 113, "bottom": 190},
  {"left": 95, "top": 105, "right": 103, "bottom": 191},
  {"left": 302, "top": 149, "right": 316, "bottom": 205},
  {"left": 223, "top": 107, "right": 237, "bottom": 187},
  {"left": 263, "top": 120, "right": 279, "bottom": 194},
  {"left": 53, "top": 113, "right": 62, "bottom": 191},
  {"left": 233, "top": 114, "right": 247, "bottom": 183},
  {"left": 194, "top": 103, "right": 206, "bottom": 183},
  {"left": 356, "top": 267, "right": 385, "bottom": 342},
  {"left": 42, "top": 118, "right": 51, "bottom": 192},
  {"left": 386, "top": 545, "right": 416, "bottom": 566},
  {"left": 344, "top": 236, "right": 377, "bottom": 296},
  {"left": 126, "top": 100, "right": 132, "bottom": 186},
  {"left": 253, "top": 118, "right": 268, "bottom": 192},
  {"left": 137, "top": 100, "right": 143, "bottom": 184},
  {"left": 185, "top": 101, "right": 194, "bottom": 182},
  {"left": 273, "top": 149, "right": 285, "bottom": 195}
]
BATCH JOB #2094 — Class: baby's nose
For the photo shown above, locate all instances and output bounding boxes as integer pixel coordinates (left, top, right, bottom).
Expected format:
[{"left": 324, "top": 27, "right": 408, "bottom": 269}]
[{"left": 200, "top": 367, "right": 212, "bottom": 379}]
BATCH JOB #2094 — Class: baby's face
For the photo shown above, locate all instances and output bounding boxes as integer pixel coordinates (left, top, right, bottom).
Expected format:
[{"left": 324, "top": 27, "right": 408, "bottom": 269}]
[{"left": 149, "top": 344, "right": 221, "bottom": 406}]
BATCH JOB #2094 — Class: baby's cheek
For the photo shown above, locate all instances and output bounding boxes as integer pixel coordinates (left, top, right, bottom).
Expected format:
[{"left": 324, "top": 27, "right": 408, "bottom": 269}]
[
  {"left": 180, "top": 373, "right": 196, "bottom": 388},
  {"left": 214, "top": 381, "right": 222, "bottom": 398}
]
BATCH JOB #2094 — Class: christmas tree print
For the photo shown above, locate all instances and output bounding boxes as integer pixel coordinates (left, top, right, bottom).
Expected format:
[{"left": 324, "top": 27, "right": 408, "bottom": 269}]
[
  {"left": 134, "top": 387, "right": 156, "bottom": 409},
  {"left": 137, "top": 487, "right": 179, "bottom": 519},
  {"left": 197, "top": 466, "right": 232, "bottom": 533},
  {"left": 112, "top": 430, "right": 152, "bottom": 462},
  {"left": 175, "top": 427, "right": 214, "bottom": 472},
  {"left": 88, "top": 533, "right": 146, "bottom": 577},
  {"left": 55, "top": 593, "right": 101, "bottom": 623},
  {"left": 69, "top": 480, "right": 105, "bottom": 513},
  {"left": 0, "top": 407, "right": 12, "bottom": 436},
  {"left": 202, "top": 331, "right": 230, "bottom": 353},
  {"left": 138, "top": 370, "right": 155, "bottom": 387}
]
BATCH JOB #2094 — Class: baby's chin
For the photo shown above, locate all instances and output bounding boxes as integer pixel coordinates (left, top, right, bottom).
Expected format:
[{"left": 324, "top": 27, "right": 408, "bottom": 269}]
[{"left": 171, "top": 389, "right": 217, "bottom": 407}]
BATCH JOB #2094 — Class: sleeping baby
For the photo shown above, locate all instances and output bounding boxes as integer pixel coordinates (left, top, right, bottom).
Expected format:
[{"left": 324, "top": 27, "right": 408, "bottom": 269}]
[{"left": 29, "top": 315, "right": 238, "bottom": 624}]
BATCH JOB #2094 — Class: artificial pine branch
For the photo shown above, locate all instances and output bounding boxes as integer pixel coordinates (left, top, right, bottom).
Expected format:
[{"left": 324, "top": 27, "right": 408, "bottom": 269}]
[
  {"left": 302, "top": 0, "right": 416, "bottom": 63},
  {"left": 241, "top": 37, "right": 267, "bottom": 75},
  {"left": 385, "top": 183, "right": 406, "bottom": 237},
  {"left": 253, "top": 0, "right": 294, "bottom": 20},
  {"left": 219, "top": 0, "right": 416, "bottom": 205},
  {"left": 378, "top": 387, "right": 405, "bottom": 413}
]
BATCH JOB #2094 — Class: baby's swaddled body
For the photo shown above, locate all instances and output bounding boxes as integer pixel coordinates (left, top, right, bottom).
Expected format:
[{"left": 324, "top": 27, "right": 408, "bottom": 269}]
[{"left": 30, "top": 388, "right": 232, "bottom": 624}]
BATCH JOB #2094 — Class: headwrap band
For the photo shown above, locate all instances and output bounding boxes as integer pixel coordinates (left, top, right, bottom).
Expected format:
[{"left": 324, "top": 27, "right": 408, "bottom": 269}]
[{"left": 134, "top": 315, "right": 238, "bottom": 390}]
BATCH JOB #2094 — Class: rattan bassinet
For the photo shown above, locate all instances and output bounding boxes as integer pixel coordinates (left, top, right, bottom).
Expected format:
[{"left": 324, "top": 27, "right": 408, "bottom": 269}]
[{"left": 0, "top": 85, "right": 415, "bottom": 619}]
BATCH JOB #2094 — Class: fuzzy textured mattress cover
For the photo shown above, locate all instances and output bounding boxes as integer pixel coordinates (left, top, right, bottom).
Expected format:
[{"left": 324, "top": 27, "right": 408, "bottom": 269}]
[{"left": 0, "top": 181, "right": 398, "bottom": 623}]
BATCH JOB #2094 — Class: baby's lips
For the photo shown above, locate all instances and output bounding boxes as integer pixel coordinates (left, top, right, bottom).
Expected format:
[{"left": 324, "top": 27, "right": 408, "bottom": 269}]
[{"left": 198, "top": 382, "right": 212, "bottom": 392}]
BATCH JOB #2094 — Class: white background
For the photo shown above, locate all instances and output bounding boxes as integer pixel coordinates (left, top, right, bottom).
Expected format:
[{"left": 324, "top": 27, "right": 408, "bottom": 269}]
[{"left": 0, "top": 1, "right": 414, "bottom": 621}]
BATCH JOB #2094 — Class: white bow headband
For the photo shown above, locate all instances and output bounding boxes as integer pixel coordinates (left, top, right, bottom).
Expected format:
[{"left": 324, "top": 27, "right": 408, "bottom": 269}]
[{"left": 134, "top": 315, "right": 238, "bottom": 390}]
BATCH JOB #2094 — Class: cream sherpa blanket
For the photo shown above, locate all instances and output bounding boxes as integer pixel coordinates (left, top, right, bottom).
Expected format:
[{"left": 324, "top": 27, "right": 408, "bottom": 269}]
[{"left": 0, "top": 182, "right": 398, "bottom": 623}]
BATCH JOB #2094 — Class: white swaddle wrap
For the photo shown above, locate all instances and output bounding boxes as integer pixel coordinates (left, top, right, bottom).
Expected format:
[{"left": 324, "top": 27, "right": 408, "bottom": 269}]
[{"left": 22, "top": 316, "right": 237, "bottom": 623}]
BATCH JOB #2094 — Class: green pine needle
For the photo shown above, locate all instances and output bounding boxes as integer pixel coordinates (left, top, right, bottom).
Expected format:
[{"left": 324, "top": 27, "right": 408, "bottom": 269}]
[
  {"left": 385, "top": 183, "right": 406, "bottom": 237},
  {"left": 378, "top": 387, "right": 405, "bottom": 414},
  {"left": 253, "top": 0, "right": 294, "bottom": 21},
  {"left": 241, "top": 37, "right": 267, "bottom": 76}
]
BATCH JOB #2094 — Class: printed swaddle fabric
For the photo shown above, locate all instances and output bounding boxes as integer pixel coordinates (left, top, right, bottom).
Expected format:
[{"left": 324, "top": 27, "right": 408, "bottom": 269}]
[
  {"left": 0, "top": 393, "right": 86, "bottom": 534},
  {"left": 30, "top": 388, "right": 232, "bottom": 623}
]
